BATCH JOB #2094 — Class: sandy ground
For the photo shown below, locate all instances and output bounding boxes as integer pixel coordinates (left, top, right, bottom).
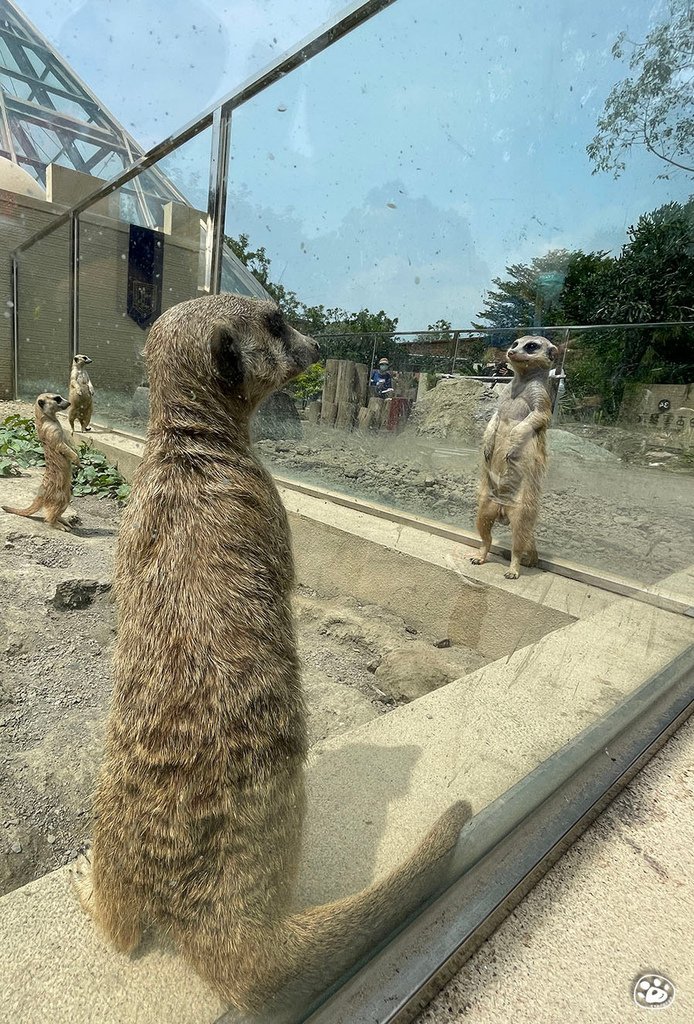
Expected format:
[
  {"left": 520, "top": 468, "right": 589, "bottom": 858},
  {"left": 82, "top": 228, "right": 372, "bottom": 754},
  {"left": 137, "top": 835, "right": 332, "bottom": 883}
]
[{"left": 0, "top": 463, "right": 485, "bottom": 899}]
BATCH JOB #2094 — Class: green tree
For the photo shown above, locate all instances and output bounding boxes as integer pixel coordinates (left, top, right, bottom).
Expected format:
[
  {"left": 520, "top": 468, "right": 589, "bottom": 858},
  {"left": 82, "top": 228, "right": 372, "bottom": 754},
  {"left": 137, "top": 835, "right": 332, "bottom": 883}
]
[
  {"left": 474, "top": 250, "right": 574, "bottom": 344},
  {"left": 587, "top": 1, "right": 694, "bottom": 179}
]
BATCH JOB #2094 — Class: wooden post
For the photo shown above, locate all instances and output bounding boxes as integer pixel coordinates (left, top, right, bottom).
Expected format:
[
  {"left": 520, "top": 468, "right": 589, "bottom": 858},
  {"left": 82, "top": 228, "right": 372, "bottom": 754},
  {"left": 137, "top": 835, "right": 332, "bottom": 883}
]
[
  {"left": 336, "top": 401, "right": 357, "bottom": 432},
  {"left": 321, "top": 401, "right": 337, "bottom": 426},
  {"left": 355, "top": 363, "right": 369, "bottom": 406},
  {"left": 307, "top": 401, "right": 322, "bottom": 424},
  {"left": 323, "top": 359, "right": 339, "bottom": 404}
]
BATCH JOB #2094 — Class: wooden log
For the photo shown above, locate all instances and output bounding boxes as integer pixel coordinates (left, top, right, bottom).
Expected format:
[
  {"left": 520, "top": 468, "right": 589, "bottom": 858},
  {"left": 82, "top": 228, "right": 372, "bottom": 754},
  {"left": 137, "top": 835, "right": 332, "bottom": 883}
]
[
  {"left": 357, "top": 407, "right": 371, "bottom": 432},
  {"left": 307, "top": 401, "right": 322, "bottom": 424},
  {"left": 355, "top": 363, "right": 369, "bottom": 406},
  {"left": 322, "top": 359, "right": 339, "bottom": 406},
  {"left": 335, "top": 361, "right": 356, "bottom": 407},
  {"left": 335, "top": 401, "right": 357, "bottom": 432},
  {"left": 320, "top": 400, "right": 337, "bottom": 427}
]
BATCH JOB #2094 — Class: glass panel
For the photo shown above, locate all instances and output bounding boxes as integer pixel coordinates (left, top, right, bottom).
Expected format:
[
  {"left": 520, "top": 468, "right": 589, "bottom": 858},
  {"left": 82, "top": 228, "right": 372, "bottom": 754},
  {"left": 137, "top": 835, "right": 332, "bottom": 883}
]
[
  {"left": 74, "top": 127, "right": 213, "bottom": 433},
  {"left": 15, "top": 221, "right": 70, "bottom": 401},
  {"left": 226, "top": 0, "right": 694, "bottom": 595},
  {"left": 219, "top": 4, "right": 694, "bottom": 1009}
]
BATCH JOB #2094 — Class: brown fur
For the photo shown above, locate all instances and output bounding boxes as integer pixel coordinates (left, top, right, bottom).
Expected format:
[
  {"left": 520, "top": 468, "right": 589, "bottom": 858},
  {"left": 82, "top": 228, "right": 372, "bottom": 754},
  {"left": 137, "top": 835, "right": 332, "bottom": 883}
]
[
  {"left": 1, "top": 393, "right": 79, "bottom": 531},
  {"left": 68, "top": 354, "right": 94, "bottom": 433},
  {"left": 72, "top": 293, "right": 468, "bottom": 1015},
  {"left": 471, "top": 335, "right": 557, "bottom": 579}
]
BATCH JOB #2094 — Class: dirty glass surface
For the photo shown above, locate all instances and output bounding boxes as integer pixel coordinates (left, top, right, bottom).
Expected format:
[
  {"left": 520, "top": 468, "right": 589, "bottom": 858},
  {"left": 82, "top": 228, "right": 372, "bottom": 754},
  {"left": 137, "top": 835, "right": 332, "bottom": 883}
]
[
  {"left": 1, "top": 1, "right": 693, "bottom": 1023},
  {"left": 225, "top": 0, "right": 694, "bottom": 591},
  {"left": 73, "top": 129, "right": 213, "bottom": 433}
]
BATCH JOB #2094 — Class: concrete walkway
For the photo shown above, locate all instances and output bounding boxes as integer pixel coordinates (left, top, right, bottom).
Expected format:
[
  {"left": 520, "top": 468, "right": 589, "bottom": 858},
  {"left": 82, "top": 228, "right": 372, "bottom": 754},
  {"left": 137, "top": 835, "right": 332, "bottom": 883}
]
[{"left": 416, "top": 714, "right": 694, "bottom": 1024}]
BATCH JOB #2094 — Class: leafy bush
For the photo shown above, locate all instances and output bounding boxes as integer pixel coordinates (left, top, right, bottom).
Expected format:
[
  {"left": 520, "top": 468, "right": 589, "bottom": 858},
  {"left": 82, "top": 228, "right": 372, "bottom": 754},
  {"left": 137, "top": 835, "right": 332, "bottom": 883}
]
[
  {"left": 0, "top": 414, "right": 44, "bottom": 468},
  {"left": 288, "top": 363, "right": 325, "bottom": 403},
  {"left": 73, "top": 447, "right": 131, "bottom": 501},
  {"left": 0, "top": 414, "right": 130, "bottom": 500}
]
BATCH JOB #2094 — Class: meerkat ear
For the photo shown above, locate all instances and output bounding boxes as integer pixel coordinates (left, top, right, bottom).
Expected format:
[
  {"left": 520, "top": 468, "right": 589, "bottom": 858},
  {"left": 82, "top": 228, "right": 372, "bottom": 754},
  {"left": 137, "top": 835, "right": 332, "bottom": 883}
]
[
  {"left": 210, "top": 322, "right": 244, "bottom": 387},
  {"left": 547, "top": 343, "right": 558, "bottom": 363},
  {"left": 38, "top": 398, "right": 46, "bottom": 409}
]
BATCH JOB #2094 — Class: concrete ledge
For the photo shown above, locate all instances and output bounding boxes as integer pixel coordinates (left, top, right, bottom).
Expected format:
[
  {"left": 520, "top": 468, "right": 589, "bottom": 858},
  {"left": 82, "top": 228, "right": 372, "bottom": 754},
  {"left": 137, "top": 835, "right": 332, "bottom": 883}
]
[{"left": 2, "top": 574, "right": 692, "bottom": 1023}]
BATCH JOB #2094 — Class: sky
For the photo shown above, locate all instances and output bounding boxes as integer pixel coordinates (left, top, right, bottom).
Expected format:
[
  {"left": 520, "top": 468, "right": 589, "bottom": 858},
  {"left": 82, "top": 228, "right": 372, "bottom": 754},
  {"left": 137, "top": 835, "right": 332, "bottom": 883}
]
[{"left": 16, "top": 0, "right": 693, "bottom": 330}]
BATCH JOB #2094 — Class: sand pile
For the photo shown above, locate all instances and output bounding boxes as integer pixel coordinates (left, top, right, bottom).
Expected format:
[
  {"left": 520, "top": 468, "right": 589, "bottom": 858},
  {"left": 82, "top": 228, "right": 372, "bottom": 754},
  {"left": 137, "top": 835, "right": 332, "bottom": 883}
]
[{"left": 410, "top": 377, "right": 497, "bottom": 441}]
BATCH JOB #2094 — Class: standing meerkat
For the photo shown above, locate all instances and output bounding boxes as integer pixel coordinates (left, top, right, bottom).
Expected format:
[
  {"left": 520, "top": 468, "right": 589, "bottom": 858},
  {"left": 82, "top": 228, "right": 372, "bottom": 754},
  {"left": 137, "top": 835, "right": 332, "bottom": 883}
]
[
  {"left": 1, "top": 393, "right": 80, "bottom": 531},
  {"left": 471, "top": 335, "right": 557, "bottom": 579},
  {"left": 72, "top": 293, "right": 468, "bottom": 1015},
  {"left": 68, "top": 353, "right": 94, "bottom": 433}
]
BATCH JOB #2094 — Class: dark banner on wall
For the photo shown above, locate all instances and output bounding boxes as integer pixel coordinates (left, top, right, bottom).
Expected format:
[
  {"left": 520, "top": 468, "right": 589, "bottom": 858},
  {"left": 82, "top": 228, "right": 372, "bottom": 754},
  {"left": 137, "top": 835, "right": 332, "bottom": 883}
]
[{"left": 127, "top": 224, "right": 164, "bottom": 328}]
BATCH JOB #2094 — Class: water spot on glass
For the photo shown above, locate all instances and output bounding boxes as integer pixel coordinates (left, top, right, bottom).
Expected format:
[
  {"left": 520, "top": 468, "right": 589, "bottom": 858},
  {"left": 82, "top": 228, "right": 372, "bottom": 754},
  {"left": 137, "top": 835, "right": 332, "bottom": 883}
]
[
  {"left": 2, "top": 311, "right": 9, "bottom": 319},
  {"left": 414, "top": 276, "right": 421, "bottom": 285},
  {"left": 268, "top": 153, "right": 275, "bottom": 161},
  {"left": 6, "top": 300, "right": 13, "bottom": 307},
  {"left": 386, "top": 202, "right": 397, "bottom": 209},
  {"left": 277, "top": 104, "right": 287, "bottom": 113},
  {"left": 121, "top": 254, "right": 126, "bottom": 260}
]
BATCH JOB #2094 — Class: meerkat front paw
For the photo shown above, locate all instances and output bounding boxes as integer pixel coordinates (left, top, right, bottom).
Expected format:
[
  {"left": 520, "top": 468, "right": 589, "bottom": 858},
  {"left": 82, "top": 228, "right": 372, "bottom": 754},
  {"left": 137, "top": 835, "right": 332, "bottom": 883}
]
[{"left": 470, "top": 556, "right": 487, "bottom": 565}]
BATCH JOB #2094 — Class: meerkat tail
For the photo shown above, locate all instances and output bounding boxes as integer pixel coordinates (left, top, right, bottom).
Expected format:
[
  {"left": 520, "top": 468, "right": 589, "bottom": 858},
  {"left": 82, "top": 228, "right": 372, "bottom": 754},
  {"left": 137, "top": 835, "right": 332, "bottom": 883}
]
[
  {"left": 1, "top": 496, "right": 44, "bottom": 518},
  {"left": 184, "top": 800, "right": 470, "bottom": 1013}
]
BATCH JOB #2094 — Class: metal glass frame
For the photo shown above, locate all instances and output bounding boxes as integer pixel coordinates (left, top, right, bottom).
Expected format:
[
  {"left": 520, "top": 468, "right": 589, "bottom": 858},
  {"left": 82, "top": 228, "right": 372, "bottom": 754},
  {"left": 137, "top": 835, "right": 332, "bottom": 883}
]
[{"left": 6, "top": 1, "right": 694, "bottom": 1020}]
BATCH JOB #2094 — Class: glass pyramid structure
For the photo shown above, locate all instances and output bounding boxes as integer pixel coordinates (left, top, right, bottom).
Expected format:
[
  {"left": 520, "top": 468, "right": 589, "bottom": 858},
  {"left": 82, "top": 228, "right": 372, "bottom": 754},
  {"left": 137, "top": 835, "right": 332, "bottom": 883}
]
[{"left": 0, "top": 0, "right": 266, "bottom": 297}]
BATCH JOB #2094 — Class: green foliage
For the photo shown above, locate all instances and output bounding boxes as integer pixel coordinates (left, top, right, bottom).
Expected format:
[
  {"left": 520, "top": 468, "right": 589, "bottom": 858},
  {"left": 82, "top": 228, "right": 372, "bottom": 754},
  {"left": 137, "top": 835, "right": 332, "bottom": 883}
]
[
  {"left": 473, "top": 198, "right": 694, "bottom": 416},
  {"left": 288, "top": 363, "right": 325, "bottom": 403},
  {"left": 587, "top": 1, "right": 694, "bottom": 179},
  {"left": 0, "top": 458, "right": 22, "bottom": 477},
  {"left": 0, "top": 414, "right": 130, "bottom": 500},
  {"left": 0, "top": 414, "right": 44, "bottom": 467},
  {"left": 73, "top": 446, "right": 131, "bottom": 501},
  {"left": 473, "top": 250, "right": 573, "bottom": 345}
]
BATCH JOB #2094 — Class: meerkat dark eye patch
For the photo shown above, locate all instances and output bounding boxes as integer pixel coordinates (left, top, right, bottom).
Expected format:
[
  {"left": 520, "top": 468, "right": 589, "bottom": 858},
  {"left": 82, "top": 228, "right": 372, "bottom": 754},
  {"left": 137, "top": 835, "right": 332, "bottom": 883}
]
[
  {"left": 524, "top": 343, "right": 539, "bottom": 352},
  {"left": 210, "top": 323, "right": 244, "bottom": 387},
  {"left": 265, "top": 309, "right": 286, "bottom": 340}
]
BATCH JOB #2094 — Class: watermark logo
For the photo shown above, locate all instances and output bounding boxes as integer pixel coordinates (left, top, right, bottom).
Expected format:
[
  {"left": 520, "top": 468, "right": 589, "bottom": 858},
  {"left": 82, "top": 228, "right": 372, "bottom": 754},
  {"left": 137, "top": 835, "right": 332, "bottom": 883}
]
[{"left": 633, "top": 974, "right": 676, "bottom": 1010}]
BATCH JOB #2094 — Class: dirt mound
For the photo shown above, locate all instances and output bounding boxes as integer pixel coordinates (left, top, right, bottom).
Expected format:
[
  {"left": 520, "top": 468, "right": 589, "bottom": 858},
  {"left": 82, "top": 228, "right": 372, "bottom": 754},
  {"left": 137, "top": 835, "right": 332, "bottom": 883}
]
[{"left": 410, "top": 378, "right": 496, "bottom": 441}]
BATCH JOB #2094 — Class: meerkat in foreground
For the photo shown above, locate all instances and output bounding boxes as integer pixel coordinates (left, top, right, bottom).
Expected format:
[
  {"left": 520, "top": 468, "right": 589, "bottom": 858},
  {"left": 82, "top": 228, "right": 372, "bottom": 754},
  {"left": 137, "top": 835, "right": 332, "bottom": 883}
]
[
  {"left": 72, "top": 293, "right": 468, "bottom": 1015},
  {"left": 68, "top": 353, "right": 94, "bottom": 433},
  {"left": 1, "top": 393, "right": 80, "bottom": 531},
  {"left": 471, "top": 335, "right": 557, "bottom": 579}
]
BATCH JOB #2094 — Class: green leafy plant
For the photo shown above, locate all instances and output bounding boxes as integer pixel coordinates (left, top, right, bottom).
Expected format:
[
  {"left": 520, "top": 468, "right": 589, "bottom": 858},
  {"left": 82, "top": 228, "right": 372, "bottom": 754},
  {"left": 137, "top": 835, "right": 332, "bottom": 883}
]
[
  {"left": 288, "top": 363, "right": 325, "bottom": 404},
  {"left": 73, "top": 446, "right": 131, "bottom": 501},
  {"left": 0, "top": 414, "right": 130, "bottom": 500},
  {"left": 0, "top": 414, "right": 45, "bottom": 467},
  {"left": 0, "top": 457, "right": 22, "bottom": 477}
]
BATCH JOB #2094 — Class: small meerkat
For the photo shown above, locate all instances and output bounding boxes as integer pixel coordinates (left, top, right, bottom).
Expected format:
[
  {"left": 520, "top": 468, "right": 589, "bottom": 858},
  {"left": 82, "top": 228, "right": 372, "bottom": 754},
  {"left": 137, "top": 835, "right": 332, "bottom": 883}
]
[
  {"left": 471, "top": 335, "right": 557, "bottom": 579},
  {"left": 68, "top": 354, "right": 94, "bottom": 433},
  {"left": 1, "top": 393, "right": 80, "bottom": 531},
  {"left": 72, "top": 293, "right": 468, "bottom": 1015}
]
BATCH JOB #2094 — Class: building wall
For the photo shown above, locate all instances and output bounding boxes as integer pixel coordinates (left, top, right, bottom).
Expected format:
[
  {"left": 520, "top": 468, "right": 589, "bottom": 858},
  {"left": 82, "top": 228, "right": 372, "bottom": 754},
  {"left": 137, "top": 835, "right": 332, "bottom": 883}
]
[
  {"left": 0, "top": 188, "right": 61, "bottom": 399},
  {"left": 0, "top": 187, "right": 206, "bottom": 405}
]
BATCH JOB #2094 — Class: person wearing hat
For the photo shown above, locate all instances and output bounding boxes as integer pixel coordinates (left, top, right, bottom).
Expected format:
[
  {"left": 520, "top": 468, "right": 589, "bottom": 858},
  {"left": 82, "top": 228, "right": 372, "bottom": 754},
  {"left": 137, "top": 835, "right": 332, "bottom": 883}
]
[{"left": 370, "top": 357, "right": 394, "bottom": 396}]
